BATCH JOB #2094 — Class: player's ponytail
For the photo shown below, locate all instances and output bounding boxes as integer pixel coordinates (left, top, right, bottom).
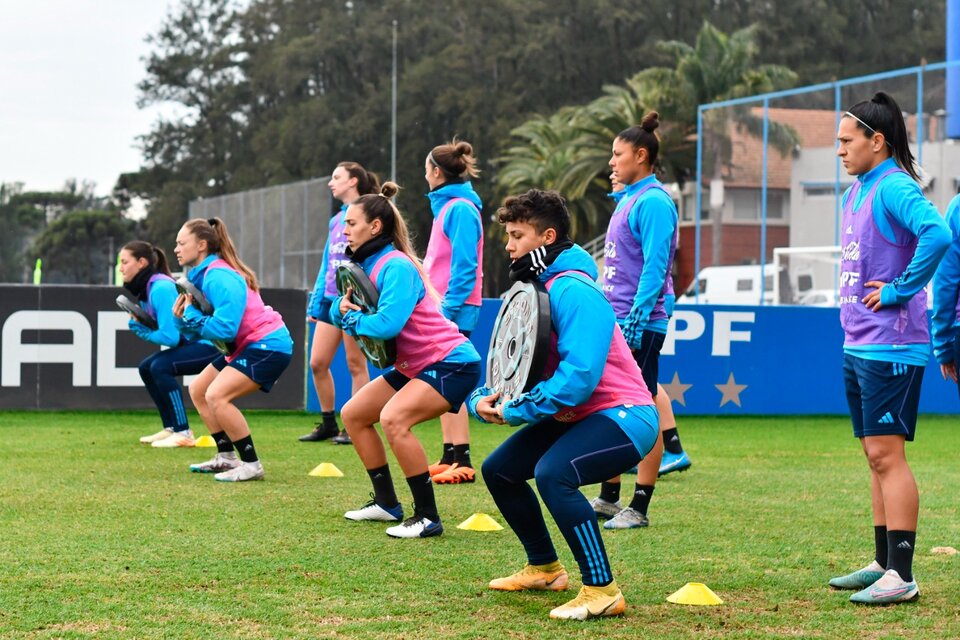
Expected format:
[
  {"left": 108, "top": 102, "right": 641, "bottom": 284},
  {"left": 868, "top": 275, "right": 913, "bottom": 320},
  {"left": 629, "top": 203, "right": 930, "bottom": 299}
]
[{"left": 844, "top": 92, "right": 920, "bottom": 183}]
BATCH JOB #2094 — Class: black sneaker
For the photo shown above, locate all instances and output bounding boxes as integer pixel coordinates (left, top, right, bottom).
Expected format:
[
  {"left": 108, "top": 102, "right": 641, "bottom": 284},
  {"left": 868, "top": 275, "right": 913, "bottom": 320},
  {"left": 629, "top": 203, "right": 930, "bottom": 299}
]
[
  {"left": 299, "top": 423, "right": 338, "bottom": 442},
  {"left": 330, "top": 430, "right": 353, "bottom": 445}
]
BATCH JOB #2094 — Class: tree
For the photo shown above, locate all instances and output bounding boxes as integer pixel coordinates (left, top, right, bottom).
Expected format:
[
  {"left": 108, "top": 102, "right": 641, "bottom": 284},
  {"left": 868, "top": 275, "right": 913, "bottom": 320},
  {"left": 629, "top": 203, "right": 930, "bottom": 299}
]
[
  {"left": 0, "top": 184, "right": 46, "bottom": 283},
  {"left": 29, "top": 210, "right": 137, "bottom": 284}
]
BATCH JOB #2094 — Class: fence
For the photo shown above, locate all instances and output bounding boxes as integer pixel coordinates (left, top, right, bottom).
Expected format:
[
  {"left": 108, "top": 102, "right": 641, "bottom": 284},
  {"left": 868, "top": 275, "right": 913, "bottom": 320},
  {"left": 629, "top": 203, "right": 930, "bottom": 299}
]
[{"left": 188, "top": 177, "right": 334, "bottom": 290}]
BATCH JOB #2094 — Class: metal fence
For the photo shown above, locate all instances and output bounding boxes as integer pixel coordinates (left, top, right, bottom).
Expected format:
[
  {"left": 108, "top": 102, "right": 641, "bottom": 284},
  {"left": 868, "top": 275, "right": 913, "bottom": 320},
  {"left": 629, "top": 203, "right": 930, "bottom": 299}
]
[
  {"left": 687, "top": 60, "right": 960, "bottom": 305},
  {"left": 188, "top": 177, "right": 334, "bottom": 290}
]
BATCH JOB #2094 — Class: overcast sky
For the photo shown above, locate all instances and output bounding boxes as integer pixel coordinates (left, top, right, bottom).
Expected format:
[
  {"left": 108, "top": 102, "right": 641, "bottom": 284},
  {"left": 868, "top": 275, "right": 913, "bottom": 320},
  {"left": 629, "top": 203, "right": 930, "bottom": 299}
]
[{"left": 0, "top": 1, "right": 174, "bottom": 196}]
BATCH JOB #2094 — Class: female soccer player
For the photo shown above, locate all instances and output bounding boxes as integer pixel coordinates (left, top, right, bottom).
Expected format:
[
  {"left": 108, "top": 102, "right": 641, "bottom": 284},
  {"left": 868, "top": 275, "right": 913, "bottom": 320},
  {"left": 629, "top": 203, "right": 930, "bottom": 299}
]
[
  {"left": 331, "top": 182, "right": 481, "bottom": 538},
  {"left": 422, "top": 140, "right": 484, "bottom": 484},
  {"left": 469, "top": 189, "right": 659, "bottom": 620},
  {"left": 299, "top": 162, "right": 379, "bottom": 444},
  {"left": 932, "top": 193, "right": 960, "bottom": 395},
  {"left": 828, "top": 92, "right": 950, "bottom": 604},
  {"left": 590, "top": 113, "right": 690, "bottom": 530},
  {"left": 120, "top": 241, "right": 219, "bottom": 447},
  {"left": 173, "top": 217, "right": 294, "bottom": 482}
]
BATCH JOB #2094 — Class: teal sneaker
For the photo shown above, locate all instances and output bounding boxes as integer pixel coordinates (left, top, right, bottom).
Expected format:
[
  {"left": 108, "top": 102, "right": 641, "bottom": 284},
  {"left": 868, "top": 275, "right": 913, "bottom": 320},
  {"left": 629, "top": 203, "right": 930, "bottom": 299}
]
[
  {"left": 658, "top": 450, "right": 692, "bottom": 477},
  {"left": 849, "top": 569, "right": 919, "bottom": 605},
  {"left": 828, "top": 560, "right": 885, "bottom": 590}
]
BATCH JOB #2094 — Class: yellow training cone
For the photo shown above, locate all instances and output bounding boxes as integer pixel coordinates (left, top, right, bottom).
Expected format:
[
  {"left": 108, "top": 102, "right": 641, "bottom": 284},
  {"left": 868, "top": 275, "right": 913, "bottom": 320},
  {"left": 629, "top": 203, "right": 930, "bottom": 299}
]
[
  {"left": 666, "top": 582, "right": 723, "bottom": 606},
  {"left": 456, "top": 513, "right": 503, "bottom": 531},
  {"left": 309, "top": 462, "right": 344, "bottom": 477},
  {"left": 194, "top": 435, "right": 216, "bottom": 448}
]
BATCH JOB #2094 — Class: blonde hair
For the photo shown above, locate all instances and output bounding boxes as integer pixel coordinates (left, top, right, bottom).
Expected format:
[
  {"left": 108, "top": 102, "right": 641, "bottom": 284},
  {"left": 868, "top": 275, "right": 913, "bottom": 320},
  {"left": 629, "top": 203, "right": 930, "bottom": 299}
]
[{"left": 182, "top": 217, "right": 259, "bottom": 291}]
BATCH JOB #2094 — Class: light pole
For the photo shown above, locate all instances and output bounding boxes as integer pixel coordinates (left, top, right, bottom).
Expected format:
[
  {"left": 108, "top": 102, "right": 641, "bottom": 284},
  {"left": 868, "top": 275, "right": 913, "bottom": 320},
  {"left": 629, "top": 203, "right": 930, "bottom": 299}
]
[{"left": 391, "top": 19, "right": 398, "bottom": 183}]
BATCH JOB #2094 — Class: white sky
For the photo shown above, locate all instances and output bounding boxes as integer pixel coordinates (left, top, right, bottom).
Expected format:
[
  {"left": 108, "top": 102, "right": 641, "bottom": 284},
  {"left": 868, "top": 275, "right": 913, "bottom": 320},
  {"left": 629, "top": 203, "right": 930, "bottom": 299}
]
[{"left": 0, "top": 1, "right": 175, "bottom": 196}]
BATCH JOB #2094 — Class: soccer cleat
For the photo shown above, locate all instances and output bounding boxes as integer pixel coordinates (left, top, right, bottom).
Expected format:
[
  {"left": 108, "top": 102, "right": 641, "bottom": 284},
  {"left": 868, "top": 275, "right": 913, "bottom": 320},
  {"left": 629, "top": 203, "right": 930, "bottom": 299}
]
[
  {"left": 189, "top": 453, "right": 240, "bottom": 474},
  {"left": 214, "top": 460, "right": 265, "bottom": 482},
  {"left": 151, "top": 431, "right": 195, "bottom": 448},
  {"left": 330, "top": 430, "right": 353, "bottom": 445},
  {"left": 299, "top": 423, "right": 339, "bottom": 442},
  {"left": 603, "top": 507, "right": 649, "bottom": 530},
  {"left": 849, "top": 569, "right": 919, "bottom": 605},
  {"left": 489, "top": 564, "right": 569, "bottom": 592},
  {"left": 828, "top": 560, "right": 886, "bottom": 590},
  {"left": 385, "top": 514, "right": 444, "bottom": 538},
  {"left": 432, "top": 463, "right": 475, "bottom": 484},
  {"left": 428, "top": 461, "right": 453, "bottom": 477},
  {"left": 658, "top": 450, "right": 692, "bottom": 476},
  {"left": 140, "top": 428, "right": 174, "bottom": 444},
  {"left": 549, "top": 583, "right": 626, "bottom": 620},
  {"left": 590, "top": 497, "right": 622, "bottom": 520},
  {"left": 344, "top": 497, "right": 404, "bottom": 522}
]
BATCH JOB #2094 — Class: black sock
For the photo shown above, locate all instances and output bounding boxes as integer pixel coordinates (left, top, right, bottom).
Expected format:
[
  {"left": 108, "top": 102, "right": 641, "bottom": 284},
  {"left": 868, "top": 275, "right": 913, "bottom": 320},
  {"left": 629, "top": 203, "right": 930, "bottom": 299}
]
[
  {"left": 453, "top": 444, "right": 472, "bottom": 468},
  {"left": 886, "top": 530, "right": 916, "bottom": 582},
  {"left": 628, "top": 484, "right": 655, "bottom": 514},
  {"left": 367, "top": 465, "right": 399, "bottom": 508},
  {"left": 662, "top": 428, "right": 683, "bottom": 454},
  {"left": 874, "top": 525, "right": 888, "bottom": 568},
  {"left": 232, "top": 435, "right": 258, "bottom": 463},
  {"left": 406, "top": 472, "right": 439, "bottom": 521},
  {"left": 321, "top": 411, "right": 338, "bottom": 431},
  {"left": 439, "top": 443, "right": 455, "bottom": 465},
  {"left": 213, "top": 431, "right": 233, "bottom": 453},
  {"left": 599, "top": 481, "right": 621, "bottom": 504}
]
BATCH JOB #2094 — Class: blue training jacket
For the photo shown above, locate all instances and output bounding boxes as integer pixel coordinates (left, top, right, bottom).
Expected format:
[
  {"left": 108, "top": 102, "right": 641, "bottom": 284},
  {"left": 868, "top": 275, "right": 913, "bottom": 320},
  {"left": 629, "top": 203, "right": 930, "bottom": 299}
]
[
  {"left": 129, "top": 278, "right": 182, "bottom": 348},
  {"left": 932, "top": 194, "right": 960, "bottom": 364}
]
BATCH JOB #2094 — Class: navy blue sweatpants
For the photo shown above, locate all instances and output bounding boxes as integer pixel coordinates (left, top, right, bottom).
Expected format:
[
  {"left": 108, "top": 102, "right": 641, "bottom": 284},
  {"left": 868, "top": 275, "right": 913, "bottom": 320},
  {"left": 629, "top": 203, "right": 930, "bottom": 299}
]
[
  {"left": 481, "top": 414, "right": 645, "bottom": 587},
  {"left": 138, "top": 342, "right": 220, "bottom": 431}
]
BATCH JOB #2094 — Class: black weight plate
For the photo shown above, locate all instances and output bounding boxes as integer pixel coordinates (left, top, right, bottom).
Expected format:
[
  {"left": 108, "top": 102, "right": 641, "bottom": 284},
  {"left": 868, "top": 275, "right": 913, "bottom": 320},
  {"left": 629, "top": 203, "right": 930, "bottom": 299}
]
[
  {"left": 486, "top": 280, "right": 551, "bottom": 398},
  {"left": 336, "top": 263, "right": 397, "bottom": 369},
  {"left": 115, "top": 294, "right": 159, "bottom": 331}
]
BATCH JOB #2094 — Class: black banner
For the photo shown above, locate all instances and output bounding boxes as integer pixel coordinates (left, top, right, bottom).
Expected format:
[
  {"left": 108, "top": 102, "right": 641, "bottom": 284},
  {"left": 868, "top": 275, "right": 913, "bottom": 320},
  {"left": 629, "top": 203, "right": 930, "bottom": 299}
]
[{"left": 0, "top": 285, "right": 306, "bottom": 410}]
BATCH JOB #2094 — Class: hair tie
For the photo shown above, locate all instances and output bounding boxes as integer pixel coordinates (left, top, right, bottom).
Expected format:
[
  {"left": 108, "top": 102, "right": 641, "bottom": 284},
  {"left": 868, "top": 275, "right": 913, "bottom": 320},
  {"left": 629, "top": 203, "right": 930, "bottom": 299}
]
[
  {"left": 207, "top": 218, "right": 218, "bottom": 226},
  {"left": 378, "top": 193, "right": 389, "bottom": 199}
]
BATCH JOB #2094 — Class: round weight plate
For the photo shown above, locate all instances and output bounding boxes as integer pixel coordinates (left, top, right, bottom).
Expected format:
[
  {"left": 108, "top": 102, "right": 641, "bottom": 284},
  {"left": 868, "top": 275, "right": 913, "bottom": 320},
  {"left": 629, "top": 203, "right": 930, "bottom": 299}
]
[
  {"left": 175, "top": 277, "right": 213, "bottom": 315},
  {"left": 486, "top": 280, "right": 551, "bottom": 398},
  {"left": 115, "top": 294, "right": 158, "bottom": 331},
  {"left": 336, "top": 263, "right": 397, "bottom": 369}
]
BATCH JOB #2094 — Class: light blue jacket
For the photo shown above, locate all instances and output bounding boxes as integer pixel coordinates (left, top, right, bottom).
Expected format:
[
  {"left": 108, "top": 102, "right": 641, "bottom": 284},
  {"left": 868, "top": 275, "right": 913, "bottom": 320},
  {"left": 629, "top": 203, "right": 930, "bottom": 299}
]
[
  {"left": 932, "top": 194, "right": 960, "bottom": 363},
  {"left": 128, "top": 278, "right": 182, "bottom": 347}
]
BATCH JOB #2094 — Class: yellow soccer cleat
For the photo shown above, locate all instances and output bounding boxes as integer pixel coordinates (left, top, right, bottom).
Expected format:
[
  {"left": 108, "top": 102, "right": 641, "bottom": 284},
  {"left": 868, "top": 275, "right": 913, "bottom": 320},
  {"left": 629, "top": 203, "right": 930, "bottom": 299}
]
[
  {"left": 489, "top": 563, "right": 569, "bottom": 592},
  {"left": 549, "top": 583, "right": 625, "bottom": 621}
]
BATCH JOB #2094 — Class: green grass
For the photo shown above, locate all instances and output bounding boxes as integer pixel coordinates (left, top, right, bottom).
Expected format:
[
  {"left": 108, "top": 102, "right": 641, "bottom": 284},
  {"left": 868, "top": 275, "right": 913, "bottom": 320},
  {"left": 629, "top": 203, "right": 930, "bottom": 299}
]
[{"left": 1, "top": 412, "right": 959, "bottom": 639}]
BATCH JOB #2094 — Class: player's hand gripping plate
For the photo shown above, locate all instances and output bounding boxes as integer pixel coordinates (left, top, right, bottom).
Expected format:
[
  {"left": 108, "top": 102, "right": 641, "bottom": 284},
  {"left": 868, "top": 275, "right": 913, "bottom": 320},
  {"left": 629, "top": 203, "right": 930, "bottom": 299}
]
[
  {"left": 115, "top": 294, "right": 158, "bottom": 330},
  {"left": 336, "top": 262, "right": 397, "bottom": 369},
  {"left": 175, "top": 277, "right": 213, "bottom": 315},
  {"left": 486, "top": 280, "right": 551, "bottom": 399}
]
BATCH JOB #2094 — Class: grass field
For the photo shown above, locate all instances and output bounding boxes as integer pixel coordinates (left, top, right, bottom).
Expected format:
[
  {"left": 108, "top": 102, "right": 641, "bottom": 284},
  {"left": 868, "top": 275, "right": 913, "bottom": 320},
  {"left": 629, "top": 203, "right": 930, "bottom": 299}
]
[{"left": 1, "top": 411, "right": 958, "bottom": 639}]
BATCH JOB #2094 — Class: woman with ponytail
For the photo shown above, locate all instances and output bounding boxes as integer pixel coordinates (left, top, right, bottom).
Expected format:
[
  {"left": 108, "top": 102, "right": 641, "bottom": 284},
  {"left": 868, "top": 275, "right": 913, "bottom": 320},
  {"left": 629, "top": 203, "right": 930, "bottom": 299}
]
[
  {"left": 120, "top": 241, "right": 220, "bottom": 447},
  {"left": 588, "top": 112, "right": 691, "bottom": 530},
  {"left": 422, "top": 140, "right": 484, "bottom": 484},
  {"left": 299, "top": 162, "right": 380, "bottom": 445},
  {"left": 330, "top": 182, "right": 481, "bottom": 539},
  {"left": 173, "top": 217, "right": 294, "bottom": 482},
  {"left": 829, "top": 92, "right": 950, "bottom": 604}
]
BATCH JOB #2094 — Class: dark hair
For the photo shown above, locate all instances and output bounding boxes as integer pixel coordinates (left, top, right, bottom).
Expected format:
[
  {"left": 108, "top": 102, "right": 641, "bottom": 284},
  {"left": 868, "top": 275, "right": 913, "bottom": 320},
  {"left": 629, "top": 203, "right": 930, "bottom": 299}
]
[
  {"left": 182, "top": 217, "right": 259, "bottom": 291},
  {"left": 122, "top": 240, "right": 171, "bottom": 276},
  {"left": 844, "top": 92, "right": 919, "bottom": 182},
  {"left": 496, "top": 189, "right": 571, "bottom": 240},
  {"left": 427, "top": 139, "right": 480, "bottom": 180},
  {"left": 337, "top": 161, "right": 381, "bottom": 196},
  {"left": 616, "top": 111, "right": 661, "bottom": 168}
]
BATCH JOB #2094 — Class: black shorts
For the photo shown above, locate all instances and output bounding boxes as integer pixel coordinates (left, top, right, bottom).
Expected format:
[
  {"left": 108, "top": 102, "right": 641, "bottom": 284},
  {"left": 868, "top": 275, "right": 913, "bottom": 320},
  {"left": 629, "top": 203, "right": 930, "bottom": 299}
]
[
  {"left": 631, "top": 330, "right": 665, "bottom": 398},
  {"left": 316, "top": 298, "right": 335, "bottom": 326},
  {"left": 382, "top": 360, "right": 481, "bottom": 412}
]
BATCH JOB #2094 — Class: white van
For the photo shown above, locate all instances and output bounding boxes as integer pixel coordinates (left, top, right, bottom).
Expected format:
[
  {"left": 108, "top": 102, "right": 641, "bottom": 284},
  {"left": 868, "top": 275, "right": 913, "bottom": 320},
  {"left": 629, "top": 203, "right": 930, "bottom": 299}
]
[{"left": 679, "top": 265, "right": 813, "bottom": 306}]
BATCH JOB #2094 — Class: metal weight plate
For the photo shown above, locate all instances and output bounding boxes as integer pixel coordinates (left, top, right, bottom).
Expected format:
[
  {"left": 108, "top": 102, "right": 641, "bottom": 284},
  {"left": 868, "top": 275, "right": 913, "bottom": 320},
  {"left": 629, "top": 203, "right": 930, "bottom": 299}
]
[
  {"left": 175, "top": 276, "right": 234, "bottom": 356},
  {"left": 115, "top": 294, "right": 159, "bottom": 331},
  {"left": 486, "top": 280, "right": 551, "bottom": 399},
  {"left": 336, "top": 262, "right": 397, "bottom": 369}
]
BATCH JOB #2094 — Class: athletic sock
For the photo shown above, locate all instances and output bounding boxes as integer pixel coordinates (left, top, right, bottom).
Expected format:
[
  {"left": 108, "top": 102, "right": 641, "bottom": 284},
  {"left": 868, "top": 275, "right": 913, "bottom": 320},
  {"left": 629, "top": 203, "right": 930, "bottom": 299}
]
[
  {"left": 439, "top": 443, "right": 455, "bottom": 465},
  {"left": 232, "top": 435, "right": 259, "bottom": 463},
  {"left": 599, "top": 481, "right": 621, "bottom": 504},
  {"left": 453, "top": 443, "right": 473, "bottom": 469},
  {"left": 367, "top": 465, "right": 399, "bottom": 508},
  {"left": 886, "top": 530, "right": 916, "bottom": 582},
  {"left": 662, "top": 428, "right": 683, "bottom": 454},
  {"left": 213, "top": 431, "right": 233, "bottom": 453},
  {"left": 533, "top": 559, "right": 563, "bottom": 572},
  {"left": 406, "top": 471, "right": 439, "bottom": 521},
  {"left": 321, "top": 411, "right": 338, "bottom": 431},
  {"left": 628, "top": 484, "right": 655, "bottom": 514},
  {"left": 874, "top": 525, "right": 888, "bottom": 568}
]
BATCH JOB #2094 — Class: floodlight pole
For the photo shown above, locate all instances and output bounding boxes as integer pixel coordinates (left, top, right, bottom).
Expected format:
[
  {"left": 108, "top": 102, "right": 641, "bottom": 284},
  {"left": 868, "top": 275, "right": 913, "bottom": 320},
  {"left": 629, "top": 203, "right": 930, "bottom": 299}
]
[{"left": 391, "top": 20, "right": 398, "bottom": 183}]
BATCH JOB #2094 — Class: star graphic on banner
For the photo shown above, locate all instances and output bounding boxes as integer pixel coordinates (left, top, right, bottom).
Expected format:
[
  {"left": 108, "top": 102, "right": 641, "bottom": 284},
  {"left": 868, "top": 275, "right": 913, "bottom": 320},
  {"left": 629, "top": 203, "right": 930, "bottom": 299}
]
[
  {"left": 661, "top": 371, "right": 692, "bottom": 407},
  {"left": 715, "top": 372, "right": 748, "bottom": 408}
]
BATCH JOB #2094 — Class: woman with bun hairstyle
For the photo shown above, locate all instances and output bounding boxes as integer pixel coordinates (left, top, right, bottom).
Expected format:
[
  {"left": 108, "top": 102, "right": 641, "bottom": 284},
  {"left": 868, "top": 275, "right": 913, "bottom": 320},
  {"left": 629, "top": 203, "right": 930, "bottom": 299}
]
[
  {"left": 331, "top": 182, "right": 481, "bottom": 538},
  {"left": 828, "top": 92, "right": 949, "bottom": 605},
  {"left": 120, "top": 241, "right": 220, "bottom": 447},
  {"left": 299, "top": 162, "right": 380, "bottom": 445},
  {"left": 173, "top": 217, "right": 294, "bottom": 482},
  {"left": 422, "top": 140, "right": 484, "bottom": 485}
]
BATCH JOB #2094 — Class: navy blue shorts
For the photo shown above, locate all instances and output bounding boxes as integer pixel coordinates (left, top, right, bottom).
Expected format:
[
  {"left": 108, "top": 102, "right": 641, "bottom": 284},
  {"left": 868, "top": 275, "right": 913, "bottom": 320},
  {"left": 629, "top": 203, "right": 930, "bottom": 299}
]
[
  {"left": 631, "top": 330, "right": 665, "bottom": 398},
  {"left": 382, "top": 360, "right": 481, "bottom": 412},
  {"left": 212, "top": 345, "right": 293, "bottom": 393},
  {"left": 843, "top": 354, "right": 923, "bottom": 441},
  {"left": 316, "top": 298, "right": 335, "bottom": 326}
]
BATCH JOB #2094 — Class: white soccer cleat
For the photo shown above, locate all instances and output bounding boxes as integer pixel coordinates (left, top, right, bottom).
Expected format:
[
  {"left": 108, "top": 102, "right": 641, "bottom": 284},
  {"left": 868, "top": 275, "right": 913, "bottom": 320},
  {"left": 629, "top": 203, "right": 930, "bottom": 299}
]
[
  {"left": 140, "top": 428, "right": 174, "bottom": 444},
  {"left": 189, "top": 453, "right": 240, "bottom": 474},
  {"left": 151, "top": 431, "right": 195, "bottom": 448},
  {"left": 344, "top": 498, "right": 404, "bottom": 522},
  {"left": 214, "top": 460, "right": 265, "bottom": 482}
]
